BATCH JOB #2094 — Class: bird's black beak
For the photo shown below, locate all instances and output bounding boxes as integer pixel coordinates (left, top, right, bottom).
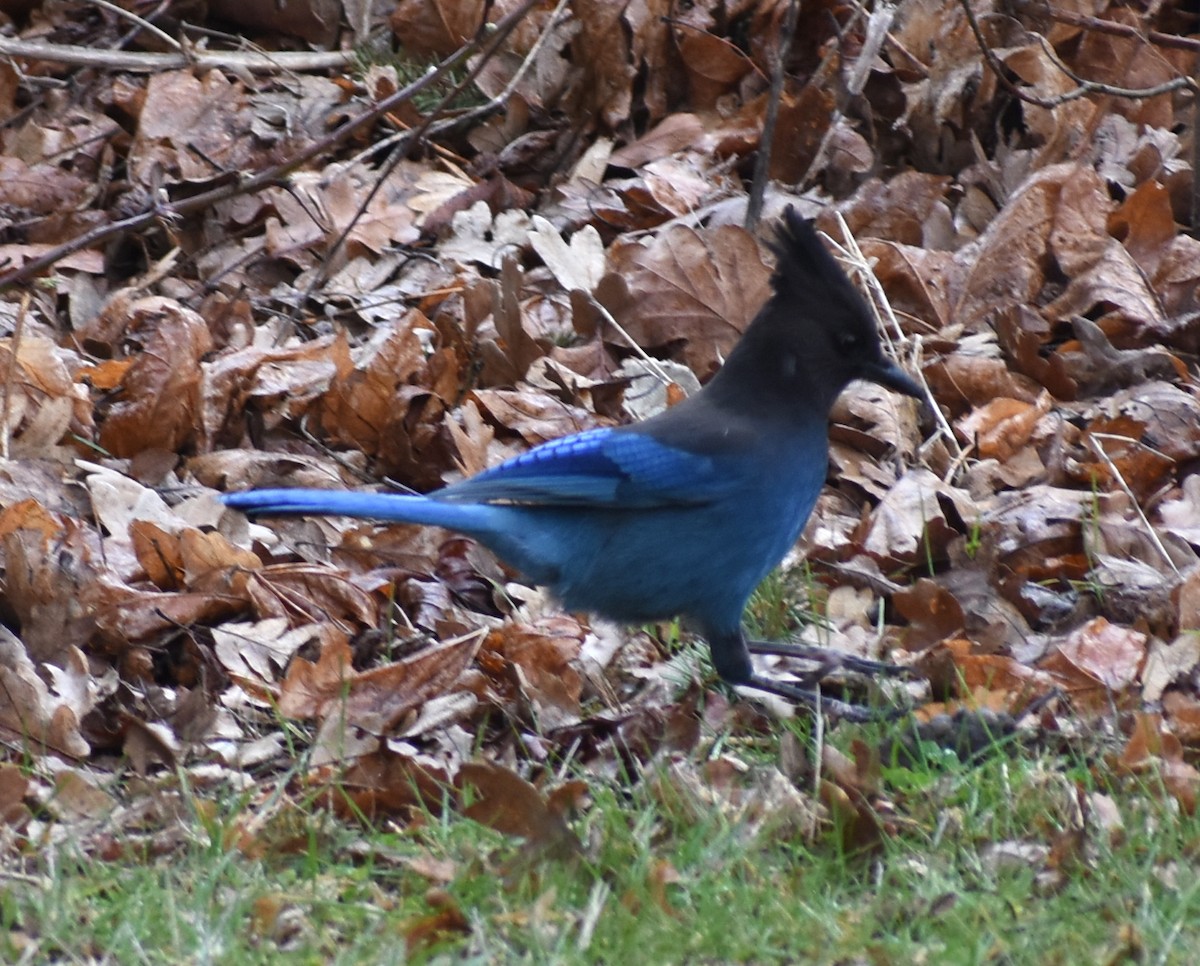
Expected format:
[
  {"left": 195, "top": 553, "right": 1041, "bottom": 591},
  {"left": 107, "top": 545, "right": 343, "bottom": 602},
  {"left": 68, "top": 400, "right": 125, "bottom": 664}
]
[{"left": 865, "top": 359, "right": 924, "bottom": 399}]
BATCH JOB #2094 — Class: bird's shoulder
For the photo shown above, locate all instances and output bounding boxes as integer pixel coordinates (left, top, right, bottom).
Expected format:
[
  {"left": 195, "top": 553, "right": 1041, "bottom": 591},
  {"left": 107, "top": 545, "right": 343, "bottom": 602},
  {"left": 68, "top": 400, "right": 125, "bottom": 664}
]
[
  {"left": 436, "top": 418, "right": 739, "bottom": 508},
  {"left": 625, "top": 393, "right": 766, "bottom": 456}
]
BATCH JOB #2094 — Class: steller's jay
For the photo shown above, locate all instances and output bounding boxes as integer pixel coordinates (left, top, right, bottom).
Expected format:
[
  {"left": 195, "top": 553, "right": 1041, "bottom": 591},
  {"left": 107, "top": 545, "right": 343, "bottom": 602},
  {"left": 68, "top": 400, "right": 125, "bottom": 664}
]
[{"left": 224, "top": 208, "right": 923, "bottom": 718}]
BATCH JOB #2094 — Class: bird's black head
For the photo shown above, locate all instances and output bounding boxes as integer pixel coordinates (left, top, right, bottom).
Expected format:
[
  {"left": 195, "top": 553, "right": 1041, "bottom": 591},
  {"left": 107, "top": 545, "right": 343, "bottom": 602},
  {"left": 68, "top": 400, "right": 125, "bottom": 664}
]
[{"left": 711, "top": 207, "right": 923, "bottom": 412}]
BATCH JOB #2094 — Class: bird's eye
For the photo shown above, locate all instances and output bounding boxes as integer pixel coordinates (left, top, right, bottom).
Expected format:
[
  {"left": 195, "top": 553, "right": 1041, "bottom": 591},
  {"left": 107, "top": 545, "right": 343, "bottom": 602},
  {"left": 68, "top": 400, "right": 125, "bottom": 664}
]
[{"left": 837, "top": 333, "right": 860, "bottom": 354}]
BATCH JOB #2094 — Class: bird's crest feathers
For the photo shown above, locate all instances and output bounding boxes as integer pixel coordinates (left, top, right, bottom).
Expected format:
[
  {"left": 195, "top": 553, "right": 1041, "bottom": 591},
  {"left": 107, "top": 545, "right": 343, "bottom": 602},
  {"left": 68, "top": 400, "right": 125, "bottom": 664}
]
[{"left": 765, "top": 208, "right": 875, "bottom": 327}]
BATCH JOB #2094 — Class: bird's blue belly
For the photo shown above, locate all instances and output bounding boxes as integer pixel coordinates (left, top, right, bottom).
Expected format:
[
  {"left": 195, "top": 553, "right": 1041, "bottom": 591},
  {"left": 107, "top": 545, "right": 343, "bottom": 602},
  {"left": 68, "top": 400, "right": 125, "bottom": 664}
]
[{"left": 481, "top": 457, "right": 824, "bottom": 629}]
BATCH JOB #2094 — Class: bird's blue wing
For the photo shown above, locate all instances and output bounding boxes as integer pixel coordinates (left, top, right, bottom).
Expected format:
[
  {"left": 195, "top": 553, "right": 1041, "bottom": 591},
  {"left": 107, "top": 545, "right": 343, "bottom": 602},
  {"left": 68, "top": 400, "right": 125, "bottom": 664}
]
[{"left": 436, "top": 427, "right": 738, "bottom": 508}]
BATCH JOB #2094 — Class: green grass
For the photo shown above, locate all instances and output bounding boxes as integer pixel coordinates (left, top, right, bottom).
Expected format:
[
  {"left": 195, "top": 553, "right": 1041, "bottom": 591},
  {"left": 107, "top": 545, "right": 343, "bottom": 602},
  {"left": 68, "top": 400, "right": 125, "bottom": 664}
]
[
  {"left": 6, "top": 732, "right": 1199, "bottom": 964},
  {"left": 745, "top": 565, "right": 825, "bottom": 642},
  {"left": 352, "top": 37, "right": 486, "bottom": 115}
]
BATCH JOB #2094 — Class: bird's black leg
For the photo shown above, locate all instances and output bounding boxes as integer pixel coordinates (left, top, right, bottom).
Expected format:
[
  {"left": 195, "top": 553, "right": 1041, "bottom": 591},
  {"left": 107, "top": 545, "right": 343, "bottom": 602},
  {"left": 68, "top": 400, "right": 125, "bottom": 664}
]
[{"left": 706, "top": 630, "right": 907, "bottom": 722}]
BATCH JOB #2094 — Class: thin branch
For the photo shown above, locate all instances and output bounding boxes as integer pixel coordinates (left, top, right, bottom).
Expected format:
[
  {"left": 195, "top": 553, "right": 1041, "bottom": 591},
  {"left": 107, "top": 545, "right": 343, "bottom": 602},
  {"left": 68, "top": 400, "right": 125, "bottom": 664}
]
[
  {"left": 745, "top": 0, "right": 800, "bottom": 230},
  {"left": 1087, "top": 433, "right": 1181, "bottom": 577},
  {"left": 956, "top": 0, "right": 1197, "bottom": 109},
  {"left": 0, "top": 37, "right": 349, "bottom": 73},
  {"left": 83, "top": 0, "right": 183, "bottom": 53},
  {"left": 1030, "top": 31, "right": 1196, "bottom": 100},
  {"left": 1, "top": 292, "right": 30, "bottom": 460},
  {"left": 1010, "top": 0, "right": 1200, "bottom": 55}
]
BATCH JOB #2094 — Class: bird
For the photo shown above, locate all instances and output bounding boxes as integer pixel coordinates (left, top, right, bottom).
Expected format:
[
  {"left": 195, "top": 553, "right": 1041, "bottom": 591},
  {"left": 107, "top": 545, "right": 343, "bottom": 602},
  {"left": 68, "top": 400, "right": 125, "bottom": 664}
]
[{"left": 224, "top": 207, "right": 923, "bottom": 719}]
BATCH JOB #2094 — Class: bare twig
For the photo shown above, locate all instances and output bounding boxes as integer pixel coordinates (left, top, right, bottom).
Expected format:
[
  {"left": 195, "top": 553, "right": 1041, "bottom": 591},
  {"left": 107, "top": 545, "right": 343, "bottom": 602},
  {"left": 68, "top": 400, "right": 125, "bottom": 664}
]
[
  {"left": 1030, "top": 31, "right": 1196, "bottom": 100},
  {"left": 745, "top": 0, "right": 800, "bottom": 230},
  {"left": 845, "top": 1, "right": 897, "bottom": 97},
  {"left": 1, "top": 292, "right": 30, "bottom": 460},
  {"left": 83, "top": 0, "right": 183, "bottom": 53},
  {"left": 580, "top": 292, "right": 679, "bottom": 391},
  {"left": 0, "top": 37, "right": 348, "bottom": 73},
  {"left": 1010, "top": 0, "right": 1200, "bottom": 55},
  {"left": 1087, "top": 433, "right": 1181, "bottom": 576},
  {"left": 956, "top": 0, "right": 1197, "bottom": 108}
]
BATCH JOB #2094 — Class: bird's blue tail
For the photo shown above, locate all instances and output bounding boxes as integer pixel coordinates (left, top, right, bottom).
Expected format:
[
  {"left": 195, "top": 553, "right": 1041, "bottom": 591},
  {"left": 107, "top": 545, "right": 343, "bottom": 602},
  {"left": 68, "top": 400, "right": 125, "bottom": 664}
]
[{"left": 223, "top": 488, "right": 498, "bottom": 534}]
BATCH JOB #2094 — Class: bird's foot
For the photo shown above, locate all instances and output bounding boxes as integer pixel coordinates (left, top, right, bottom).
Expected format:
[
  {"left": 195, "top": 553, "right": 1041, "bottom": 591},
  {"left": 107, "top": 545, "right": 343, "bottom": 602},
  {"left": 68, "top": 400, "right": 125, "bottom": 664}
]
[
  {"left": 746, "top": 639, "right": 917, "bottom": 682},
  {"left": 744, "top": 675, "right": 908, "bottom": 723}
]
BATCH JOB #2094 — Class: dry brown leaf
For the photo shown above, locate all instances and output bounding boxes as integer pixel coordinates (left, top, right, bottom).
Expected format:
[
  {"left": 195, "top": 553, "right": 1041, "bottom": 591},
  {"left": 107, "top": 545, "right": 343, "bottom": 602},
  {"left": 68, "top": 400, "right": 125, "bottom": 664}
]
[
  {"left": 1, "top": 336, "right": 91, "bottom": 457},
  {"left": 130, "top": 521, "right": 186, "bottom": 590},
  {"left": 609, "top": 114, "right": 706, "bottom": 169},
  {"left": 99, "top": 299, "right": 213, "bottom": 458},
  {"left": 0, "top": 629, "right": 92, "bottom": 758},
  {"left": 597, "top": 224, "right": 772, "bottom": 377},
  {"left": 1141, "top": 634, "right": 1200, "bottom": 704},
  {"left": 389, "top": 0, "right": 486, "bottom": 58},
  {"left": 243, "top": 563, "right": 379, "bottom": 626},
  {"left": 0, "top": 156, "right": 90, "bottom": 213},
  {"left": 893, "top": 579, "right": 965, "bottom": 650},
  {"left": 923, "top": 352, "right": 1041, "bottom": 415},
  {"left": 0, "top": 502, "right": 98, "bottom": 666},
  {"left": 483, "top": 617, "right": 584, "bottom": 728},
  {"left": 0, "top": 764, "right": 31, "bottom": 828},
  {"left": 336, "top": 631, "right": 483, "bottom": 733},
  {"left": 820, "top": 741, "right": 890, "bottom": 854},
  {"left": 457, "top": 760, "right": 582, "bottom": 856},
  {"left": 277, "top": 633, "right": 354, "bottom": 720},
  {"left": 279, "top": 629, "right": 481, "bottom": 734},
  {"left": 470, "top": 388, "right": 603, "bottom": 446},
  {"left": 1163, "top": 691, "right": 1200, "bottom": 746},
  {"left": 123, "top": 715, "right": 180, "bottom": 775},
  {"left": 940, "top": 639, "right": 1058, "bottom": 700},
  {"left": 835, "top": 172, "right": 953, "bottom": 248},
  {"left": 1041, "top": 618, "right": 1147, "bottom": 701},
  {"left": 676, "top": 30, "right": 752, "bottom": 110},
  {"left": 49, "top": 770, "right": 117, "bottom": 820},
  {"left": 264, "top": 165, "right": 422, "bottom": 262},
  {"left": 859, "top": 468, "right": 972, "bottom": 562},
  {"left": 1118, "top": 713, "right": 1199, "bottom": 815},
  {"left": 1158, "top": 476, "right": 1200, "bottom": 547},
  {"left": 213, "top": 618, "right": 328, "bottom": 693},
  {"left": 402, "top": 893, "right": 471, "bottom": 957},
  {"left": 201, "top": 334, "right": 346, "bottom": 449},
  {"left": 91, "top": 583, "right": 244, "bottom": 648},
  {"left": 954, "top": 167, "right": 1062, "bottom": 330},
  {"left": 310, "top": 745, "right": 450, "bottom": 819},
  {"left": 955, "top": 393, "right": 1051, "bottom": 461},
  {"left": 128, "top": 70, "right": 244, "bottom": 181}
]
